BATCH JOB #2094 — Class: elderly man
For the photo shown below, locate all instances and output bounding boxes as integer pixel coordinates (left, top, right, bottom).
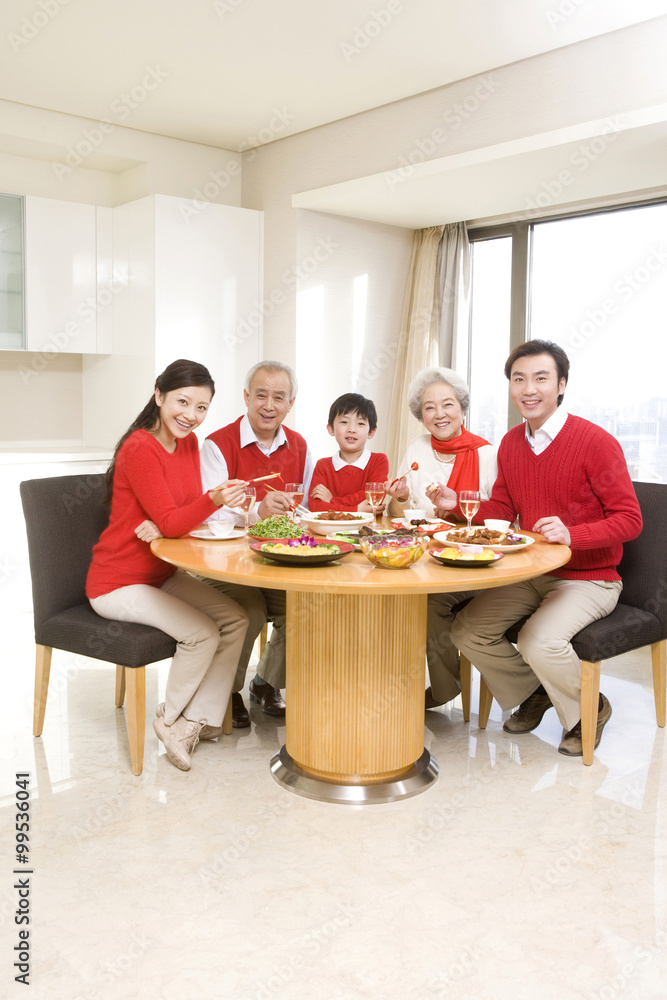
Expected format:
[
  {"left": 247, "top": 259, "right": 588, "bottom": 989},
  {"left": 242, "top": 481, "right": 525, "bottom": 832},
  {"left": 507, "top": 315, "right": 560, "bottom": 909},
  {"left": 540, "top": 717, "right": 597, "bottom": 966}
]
[
  {"left": 199, "top": 360, "right": 314, "bottom": 727},
  {"left": 438, "top": 340, "right": 642, "bottom": 756}
]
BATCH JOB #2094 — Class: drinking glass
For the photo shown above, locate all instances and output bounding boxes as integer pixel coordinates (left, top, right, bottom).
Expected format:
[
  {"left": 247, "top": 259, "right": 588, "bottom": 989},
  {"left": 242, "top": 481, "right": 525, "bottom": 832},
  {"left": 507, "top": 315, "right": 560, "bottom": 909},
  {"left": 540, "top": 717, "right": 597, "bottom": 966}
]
[
  {"left": 365, "top": 481, "right": 387, "bottom": 527},
  {"left": 285, "top": 483, "right": 304, "bottom": 521},
  {"left": 240, "top": 486, "right": 256, "bottom": 535},
  {"left": 459, "top": 490, "right": 480, "bottom": 532}
]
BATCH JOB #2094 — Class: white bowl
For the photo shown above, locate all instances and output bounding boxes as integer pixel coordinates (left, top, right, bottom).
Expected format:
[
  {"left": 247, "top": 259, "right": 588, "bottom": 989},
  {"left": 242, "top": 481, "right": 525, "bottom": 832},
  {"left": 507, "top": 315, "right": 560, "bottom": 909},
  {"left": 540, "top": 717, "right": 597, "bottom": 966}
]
[
  {"left": 300, "top": 512, "right": 375, "bottom": 536},
  {"left": 208, "top": 519, "right": 236, "bottom": 537},
  {"left": 484, "top": 519, "right": 511, "bottom": 531},
  {"left": 405, "top": 508, "right": 427, "bottom": 520}
]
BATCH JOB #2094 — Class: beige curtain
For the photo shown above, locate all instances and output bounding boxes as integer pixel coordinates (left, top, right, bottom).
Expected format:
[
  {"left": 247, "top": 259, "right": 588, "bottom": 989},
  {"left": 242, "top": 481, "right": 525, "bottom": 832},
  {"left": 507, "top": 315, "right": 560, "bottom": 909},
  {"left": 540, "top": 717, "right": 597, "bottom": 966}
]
[{"left": 386, "top": 222, "right": 470, "bottom": 472}]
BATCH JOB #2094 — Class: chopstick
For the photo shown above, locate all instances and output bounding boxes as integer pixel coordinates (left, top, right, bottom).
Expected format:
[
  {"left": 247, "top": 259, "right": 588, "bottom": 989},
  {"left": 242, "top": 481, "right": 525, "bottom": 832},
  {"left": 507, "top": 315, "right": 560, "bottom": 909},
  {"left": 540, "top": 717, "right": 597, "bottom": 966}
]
[{"left": 249, "top": 472, "right": 282, "bottom": 483}]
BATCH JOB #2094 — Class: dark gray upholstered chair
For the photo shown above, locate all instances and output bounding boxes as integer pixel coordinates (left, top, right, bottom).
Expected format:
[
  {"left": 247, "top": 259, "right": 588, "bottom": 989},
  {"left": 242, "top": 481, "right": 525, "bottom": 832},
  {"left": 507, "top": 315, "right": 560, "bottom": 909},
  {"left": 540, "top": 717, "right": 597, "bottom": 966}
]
[
  {"left": 20, "top": 474, "right": 177, "bottom": 776},
  {"left": 459, "top": 482, "right": 666, "bottom": 764}
]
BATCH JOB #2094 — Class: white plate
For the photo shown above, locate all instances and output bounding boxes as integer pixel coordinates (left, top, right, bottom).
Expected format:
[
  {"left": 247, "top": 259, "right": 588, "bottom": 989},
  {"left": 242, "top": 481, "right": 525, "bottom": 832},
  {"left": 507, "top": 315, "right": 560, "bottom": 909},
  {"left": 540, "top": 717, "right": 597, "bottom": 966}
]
[
  {"left": 189, "top": 527, "right": 245, "bottom": 540},
  {"left": 432, "top": 529, "right": 535, "bottom": 553},
  {"left": 299, "top": 512, "right": 375, "bottom": 535}
]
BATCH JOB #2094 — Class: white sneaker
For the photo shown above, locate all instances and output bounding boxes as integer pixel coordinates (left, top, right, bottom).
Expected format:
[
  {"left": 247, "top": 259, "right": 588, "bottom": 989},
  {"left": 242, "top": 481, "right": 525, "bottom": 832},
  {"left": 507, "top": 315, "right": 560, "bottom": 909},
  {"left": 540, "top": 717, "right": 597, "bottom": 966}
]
[
  {"left": 155, "top": 702, "right": 222, "bottom": 741},
  {"left": 153, "top": 714, "right": 204, "bottom": 771}
]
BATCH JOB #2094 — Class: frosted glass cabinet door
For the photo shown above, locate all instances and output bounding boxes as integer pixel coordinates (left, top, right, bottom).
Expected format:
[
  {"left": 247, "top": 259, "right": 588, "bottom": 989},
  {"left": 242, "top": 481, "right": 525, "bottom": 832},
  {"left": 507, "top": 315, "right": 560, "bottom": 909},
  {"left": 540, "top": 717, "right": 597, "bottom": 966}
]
[
  {"left": 0, "top": 193, "right": 25, "bottom": 350},
  {"left": 25, "top": 196, "right": 97, "bottom": 353}
]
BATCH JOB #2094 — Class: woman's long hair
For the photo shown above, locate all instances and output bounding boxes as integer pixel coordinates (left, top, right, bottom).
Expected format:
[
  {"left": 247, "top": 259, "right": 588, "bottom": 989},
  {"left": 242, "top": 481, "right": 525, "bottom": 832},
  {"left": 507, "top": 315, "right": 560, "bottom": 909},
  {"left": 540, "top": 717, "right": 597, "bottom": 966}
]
[{"left": 105, "top": 359, "right": 215, "bottom": 496}]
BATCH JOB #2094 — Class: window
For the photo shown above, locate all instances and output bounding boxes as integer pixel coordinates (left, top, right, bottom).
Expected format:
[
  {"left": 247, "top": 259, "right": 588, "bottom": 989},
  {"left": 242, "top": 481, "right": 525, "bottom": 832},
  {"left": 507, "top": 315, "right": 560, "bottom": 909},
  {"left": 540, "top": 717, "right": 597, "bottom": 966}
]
[
  {"left": 0, "top": 193, "right": 25, "bottom": 350},
  {"left": 467, "top": 201, "right": 667, "bottom": 482}
]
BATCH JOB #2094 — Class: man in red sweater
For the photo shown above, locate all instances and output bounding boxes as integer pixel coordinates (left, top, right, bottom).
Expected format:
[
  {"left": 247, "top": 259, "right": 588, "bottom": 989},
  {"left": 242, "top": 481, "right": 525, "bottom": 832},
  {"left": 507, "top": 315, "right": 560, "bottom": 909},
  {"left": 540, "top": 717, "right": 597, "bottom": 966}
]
[
  {"left": 199, "top": 361, "right": 314, "bottom": 726},
  {"left": 441, "top": 340, "right": 642, "bottom": 756}
]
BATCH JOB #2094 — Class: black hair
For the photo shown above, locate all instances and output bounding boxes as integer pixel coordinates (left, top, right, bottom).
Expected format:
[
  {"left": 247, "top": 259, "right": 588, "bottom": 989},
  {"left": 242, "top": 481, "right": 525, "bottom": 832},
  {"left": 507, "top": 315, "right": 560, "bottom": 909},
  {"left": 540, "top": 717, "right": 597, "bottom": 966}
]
[
  {"left": 504, "top": 339, "right": 569, "bottom": 406},
  {"left": 327, "top": 392, "right": 378, "bottom": 432},
  {"left": 105, "top": 359, "right": 215, "bottom": 495}
]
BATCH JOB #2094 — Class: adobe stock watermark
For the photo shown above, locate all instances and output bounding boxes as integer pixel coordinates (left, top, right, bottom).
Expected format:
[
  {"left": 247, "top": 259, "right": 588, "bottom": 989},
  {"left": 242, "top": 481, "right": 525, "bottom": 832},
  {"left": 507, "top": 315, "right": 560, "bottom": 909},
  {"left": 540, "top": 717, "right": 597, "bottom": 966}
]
[
  {"left": 386, "top": 75, "right": 501, "bottom": 191},
  {"left": 521, "top": 117, "right": 622, "bottom": 217},
  {"left": 17, "top": 272, "right": 129, "bottom": 384},
  {"left": 545, "top": 0, "right": 590, "bottom": 30},
  {"left": 340, "top": 0, "right": 406, "bottom": 63},
  {"left": 427, "top": 944, "right": 482, "bottom": 997},
  {"left": 179, "top": 107, "right": 295, "bottom": 223},
  {"left": 567, "top": 245, "right": 667, "bottom": 353},
  {"left": 51, "top": 66, "right": 168, "bottom": 179},
  {"left": 212, "top": 0, "right": 247, "bottom": 17},
  {"left": 7, "top": 0, "right": 73, "bottom": 54},
  {"left": 224, "top": 236, "right": 341, "bottom": 349}
]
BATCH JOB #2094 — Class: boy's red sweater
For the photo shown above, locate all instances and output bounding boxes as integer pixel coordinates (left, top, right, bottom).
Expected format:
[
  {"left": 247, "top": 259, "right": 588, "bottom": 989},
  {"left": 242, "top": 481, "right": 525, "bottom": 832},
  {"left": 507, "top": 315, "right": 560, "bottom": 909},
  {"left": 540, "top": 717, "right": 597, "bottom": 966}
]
[
  {"left": 478, "top": 415, "right": 642, "bottom": 581},
  {"left": 309, "top": 452, "right": 389, "bottom": 511},
  {"left": 86, "top": 430, "right": 217, "bottom": 598}
]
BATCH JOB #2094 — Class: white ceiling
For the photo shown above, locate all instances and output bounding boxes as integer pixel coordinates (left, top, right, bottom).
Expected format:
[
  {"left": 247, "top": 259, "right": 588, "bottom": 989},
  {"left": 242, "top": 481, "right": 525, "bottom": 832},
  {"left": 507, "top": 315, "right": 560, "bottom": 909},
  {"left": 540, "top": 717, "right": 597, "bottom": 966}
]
[{"left": 2, "top": 0, "right": 667, "bottom": 151}]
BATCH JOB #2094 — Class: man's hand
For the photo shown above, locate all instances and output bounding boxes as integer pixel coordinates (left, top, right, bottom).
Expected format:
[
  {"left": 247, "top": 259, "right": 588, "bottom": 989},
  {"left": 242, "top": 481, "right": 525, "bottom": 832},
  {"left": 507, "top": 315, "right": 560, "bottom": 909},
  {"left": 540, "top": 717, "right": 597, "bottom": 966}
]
[
  {"left": 210, "top": 479, "right": 248, "bottom": 508},
  {"left": 311, "top": 484, "right": 333, "bottom": 503},
  {"left": 134, "top": 520, "right": 163, "bottom": 543},
  {"left": 533, "top": 516, "right": 571, "bottom": 545},
  {"left": 257, "top": 491, "right": 292, "bottom": 519},
  {"left": 426, "top": 482, "right": 458, "bottom": 517}
]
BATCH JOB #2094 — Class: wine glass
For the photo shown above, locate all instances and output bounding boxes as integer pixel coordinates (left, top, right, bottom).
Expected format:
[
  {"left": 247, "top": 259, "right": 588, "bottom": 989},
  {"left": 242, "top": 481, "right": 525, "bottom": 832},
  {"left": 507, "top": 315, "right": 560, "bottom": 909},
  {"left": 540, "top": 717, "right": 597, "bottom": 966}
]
[
  {"left": 459, "top": 490, "right": 480, "bottom": 533},
  {"left": 365, "top": 481, "right": 387, "bottom": 527},
  {"left": 285, "top": 483, "right": 304, "bottom": 522},
  {"left": 240, "top": 485, "right": 256, "bottom": 535}
]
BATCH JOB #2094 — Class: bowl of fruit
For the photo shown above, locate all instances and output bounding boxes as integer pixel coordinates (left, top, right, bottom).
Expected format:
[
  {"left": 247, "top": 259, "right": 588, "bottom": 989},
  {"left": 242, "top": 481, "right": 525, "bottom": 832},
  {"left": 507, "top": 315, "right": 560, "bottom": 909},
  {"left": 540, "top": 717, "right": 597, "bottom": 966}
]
[{"left": 359, "top": 532, "right": 428, "bottom": 569}]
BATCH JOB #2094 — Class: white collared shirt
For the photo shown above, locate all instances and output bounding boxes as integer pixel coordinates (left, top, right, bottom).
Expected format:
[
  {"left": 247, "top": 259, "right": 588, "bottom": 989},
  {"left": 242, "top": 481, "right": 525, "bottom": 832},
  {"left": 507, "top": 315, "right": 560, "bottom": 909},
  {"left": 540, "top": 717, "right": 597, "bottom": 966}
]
[
  {"left": 525, "top": 407, "right": 569, "bottom": 456},
  {"left": 199, "top": 414, "right": 314, "bottom": 523},
  {"left": 331, "top": 448, "right": 372, "bottom": 472}
]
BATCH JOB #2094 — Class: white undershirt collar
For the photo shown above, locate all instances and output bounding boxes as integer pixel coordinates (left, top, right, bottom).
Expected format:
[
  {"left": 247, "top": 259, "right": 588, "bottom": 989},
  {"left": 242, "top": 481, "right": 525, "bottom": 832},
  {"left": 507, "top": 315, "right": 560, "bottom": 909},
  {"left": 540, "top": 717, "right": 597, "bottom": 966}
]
[{"left": 331, "top": 448, "right": 372, "bottom": 472}]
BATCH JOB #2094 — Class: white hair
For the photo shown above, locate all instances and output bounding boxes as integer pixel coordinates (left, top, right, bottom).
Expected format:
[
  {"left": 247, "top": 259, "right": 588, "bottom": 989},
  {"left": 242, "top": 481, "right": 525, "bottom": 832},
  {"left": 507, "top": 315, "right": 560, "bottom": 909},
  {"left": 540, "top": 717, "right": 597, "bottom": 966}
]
[
  {"left": 407, "top": 367, "right": 470, "bottom": 422},
  {"left": 244, "top": 360, "right": 298, "bottom": 399}
]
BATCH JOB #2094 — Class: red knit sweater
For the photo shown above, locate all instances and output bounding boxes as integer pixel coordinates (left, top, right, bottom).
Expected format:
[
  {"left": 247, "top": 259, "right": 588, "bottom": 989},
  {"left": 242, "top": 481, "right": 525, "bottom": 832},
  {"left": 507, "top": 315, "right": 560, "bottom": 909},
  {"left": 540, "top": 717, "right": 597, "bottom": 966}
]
[
  {"left": 308, "top": 452, "right": 389, "bottom": 511},
  {"left": 206, "top": 417, "right": 308, "bottom": 501},
  {"left": 478, "top": 415, "right": 642, "bottom": 581},
  {"left": 86, "top": 430, "right": 217, "bottom": 598}
]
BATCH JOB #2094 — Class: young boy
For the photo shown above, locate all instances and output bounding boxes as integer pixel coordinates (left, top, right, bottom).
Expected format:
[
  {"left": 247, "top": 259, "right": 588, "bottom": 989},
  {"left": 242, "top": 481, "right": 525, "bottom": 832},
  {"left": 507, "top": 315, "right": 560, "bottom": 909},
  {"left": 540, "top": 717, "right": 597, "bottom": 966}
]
[{"left": 309, "top": 393, "right": 389, "bottom": 511}]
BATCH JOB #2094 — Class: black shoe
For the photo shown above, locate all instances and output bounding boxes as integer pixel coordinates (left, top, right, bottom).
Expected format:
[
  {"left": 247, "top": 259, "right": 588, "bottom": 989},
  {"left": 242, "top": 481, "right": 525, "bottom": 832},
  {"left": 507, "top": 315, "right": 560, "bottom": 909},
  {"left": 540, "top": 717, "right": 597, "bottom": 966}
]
[
  {"left": 425, "top": 687, "right": 445, "bottom": 710},
  {"left": 231, "top": 692, "right": 250, "bottom": 728},
  {"left": 503, "top": 686, "right": 553, "bottom": 734},
  {"left": 249, "top": 679, "right": 286, "bottom": 717}
]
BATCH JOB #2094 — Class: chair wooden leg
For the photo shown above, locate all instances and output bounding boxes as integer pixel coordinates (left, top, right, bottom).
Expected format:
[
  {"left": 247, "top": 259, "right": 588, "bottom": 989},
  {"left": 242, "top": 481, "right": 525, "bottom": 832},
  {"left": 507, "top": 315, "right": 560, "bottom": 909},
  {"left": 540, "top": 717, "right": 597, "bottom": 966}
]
[
  {"left": 222, "top": 695, "right": 233, "bottom": 735},
  {"left": 124, "top": 666, "right": 146, "bottom": 776},
  {"left": 580, "top": 659, "right": 601, "bottom": 766},
  {"left": 259, "top": 622, "right": 269, "bottom": 658},
  {"left": 115, "top": 665, "right": 126, "bottom": 707},
  {"left": 33, "top": 645, "right": 53, "bottom": 737},
  {"left": 478, "top": 677, "right": 493, "bottom": 729},
  {"left": 459, "top": 654, "right": 471, "bottom": 722},
  {"left": 651, "top": 640, "right": 666, "bottom": 728}
]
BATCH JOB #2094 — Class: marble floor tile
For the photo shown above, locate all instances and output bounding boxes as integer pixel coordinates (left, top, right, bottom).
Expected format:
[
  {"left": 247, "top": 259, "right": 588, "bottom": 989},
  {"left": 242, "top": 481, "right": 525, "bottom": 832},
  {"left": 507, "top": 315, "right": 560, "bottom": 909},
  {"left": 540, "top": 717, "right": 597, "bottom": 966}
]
[{"left": 2, "top": 603, "right": 666, "bottom": 1000}]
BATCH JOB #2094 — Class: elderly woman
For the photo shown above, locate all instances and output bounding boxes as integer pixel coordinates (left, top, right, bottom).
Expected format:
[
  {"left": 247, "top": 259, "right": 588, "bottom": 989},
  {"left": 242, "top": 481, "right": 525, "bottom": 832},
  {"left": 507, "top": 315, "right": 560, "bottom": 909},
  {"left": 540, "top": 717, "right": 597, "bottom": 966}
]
[{"left": 388, "top": 366, "right": 498, "bottom": 710}]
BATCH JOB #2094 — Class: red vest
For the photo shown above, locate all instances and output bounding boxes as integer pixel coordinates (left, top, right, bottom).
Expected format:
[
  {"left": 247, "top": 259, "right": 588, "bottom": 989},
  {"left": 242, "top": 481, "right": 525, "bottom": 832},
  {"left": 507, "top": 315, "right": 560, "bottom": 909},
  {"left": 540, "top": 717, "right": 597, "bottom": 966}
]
[{"left": 206, "top": 416, "right": 308, "bottom": 500}]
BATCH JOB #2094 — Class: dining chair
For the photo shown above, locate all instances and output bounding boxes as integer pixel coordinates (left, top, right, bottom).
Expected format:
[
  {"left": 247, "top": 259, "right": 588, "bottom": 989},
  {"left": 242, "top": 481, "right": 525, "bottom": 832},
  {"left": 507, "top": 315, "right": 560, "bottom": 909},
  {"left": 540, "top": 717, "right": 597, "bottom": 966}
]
[
  {"left": 20, "top": 473, "right": 178, "bottom": 776},
  {"left": 459, "top": 481, "right": 666, "bottom": 765}
]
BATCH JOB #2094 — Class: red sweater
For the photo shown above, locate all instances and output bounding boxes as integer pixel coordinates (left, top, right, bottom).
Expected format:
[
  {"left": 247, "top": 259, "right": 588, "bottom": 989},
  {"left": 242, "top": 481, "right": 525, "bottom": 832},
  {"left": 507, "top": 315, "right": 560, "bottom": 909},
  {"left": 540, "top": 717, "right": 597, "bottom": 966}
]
[
  {"left": 478, "top": 415, "right": 642, "bottom": 581},
  {"left": 86, "top": 430, "right": 217, "bottom": 598},
  {"left": 309, "top": 452, "right": 389, "bottom": 511},
  {"left": 206, "top": 417, "right": 308, "bottom": 501}
]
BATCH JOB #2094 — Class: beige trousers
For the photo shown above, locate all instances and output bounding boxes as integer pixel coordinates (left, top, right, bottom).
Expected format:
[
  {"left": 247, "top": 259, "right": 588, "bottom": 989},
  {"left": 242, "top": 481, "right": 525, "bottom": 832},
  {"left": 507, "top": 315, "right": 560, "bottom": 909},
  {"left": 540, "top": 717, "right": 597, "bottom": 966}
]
[
  {"left": 426, "top": 589, "right": 480, "bottom": 703},
  {"left": 200, "top": 580, "right": 286, "bottom": 691},
  {"left": 450, "top": 575, "right": 622, "bottom": 731},
  {"left": 90, "top": 570, "right": 249, "bottom": 727}
]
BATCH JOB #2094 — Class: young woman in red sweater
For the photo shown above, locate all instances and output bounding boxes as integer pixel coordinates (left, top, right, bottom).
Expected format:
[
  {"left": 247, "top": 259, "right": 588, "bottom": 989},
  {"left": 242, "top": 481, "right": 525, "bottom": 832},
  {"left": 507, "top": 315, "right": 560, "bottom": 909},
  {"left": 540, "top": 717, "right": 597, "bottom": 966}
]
[{"left": 86, "top": 359, "right": 263, "bottom": 771}]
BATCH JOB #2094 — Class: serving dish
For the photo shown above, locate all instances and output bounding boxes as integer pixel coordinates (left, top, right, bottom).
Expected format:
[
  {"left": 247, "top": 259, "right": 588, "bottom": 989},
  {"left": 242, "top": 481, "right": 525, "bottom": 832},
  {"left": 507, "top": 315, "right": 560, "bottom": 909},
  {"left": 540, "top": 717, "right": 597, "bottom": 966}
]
[
  {"left": 433, "top": 529, "right": 534, "bottom": 553},
  {"left": 189, "top": 527, "right": 245, "bottom": 540},
  {"left": 250, "top": 539, "right": 355, "bottom": 566},
  {"left": 359, "top": 533, "right": 428, "bottom": 569},
  {"left": 429, "top": 547, "right": 504, "bottom": 567},
  {"left": 300, "top": 511, "right": 375, "bottom": 536}
]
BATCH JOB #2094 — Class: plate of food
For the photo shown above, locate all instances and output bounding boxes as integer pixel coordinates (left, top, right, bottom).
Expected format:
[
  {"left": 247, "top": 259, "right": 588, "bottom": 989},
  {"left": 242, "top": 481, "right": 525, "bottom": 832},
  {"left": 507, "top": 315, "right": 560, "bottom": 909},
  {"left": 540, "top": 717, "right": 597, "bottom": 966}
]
[
  {"left": 247, "top": 515, "right": 308, "bottom": 540},
  {"left": 390, "top": 517, "right": 455, "bottom": 536},
  {"left": 250, "top": 537, "right": 355, "bottom": 566},
  {"left": 429, "top": 547, "right": 504, "bottom": 567},
  {"left": 432, "top": 527, "right": 534, "bottom": 552},
  {"left": 300, "top": 511, "right": 375, "bottom": 536},
  {"left": 326, "top": 526, "right": 396, "bottom": 549}
]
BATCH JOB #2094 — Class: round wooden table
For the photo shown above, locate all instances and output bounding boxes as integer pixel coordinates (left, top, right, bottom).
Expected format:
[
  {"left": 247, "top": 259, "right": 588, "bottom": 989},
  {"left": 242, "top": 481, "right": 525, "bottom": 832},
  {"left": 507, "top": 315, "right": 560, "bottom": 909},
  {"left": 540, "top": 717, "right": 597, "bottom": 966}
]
[{"left": 152, "top": 528, "right": 570, "bottom": 803}]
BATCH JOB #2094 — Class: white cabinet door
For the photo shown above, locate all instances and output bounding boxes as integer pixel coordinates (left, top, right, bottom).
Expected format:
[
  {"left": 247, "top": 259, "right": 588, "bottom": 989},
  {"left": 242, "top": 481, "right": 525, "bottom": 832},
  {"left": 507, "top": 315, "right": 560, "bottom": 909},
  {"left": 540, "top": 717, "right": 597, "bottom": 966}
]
[{"left": 25, "top": 196, "right": 98, "bottom": 354}]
